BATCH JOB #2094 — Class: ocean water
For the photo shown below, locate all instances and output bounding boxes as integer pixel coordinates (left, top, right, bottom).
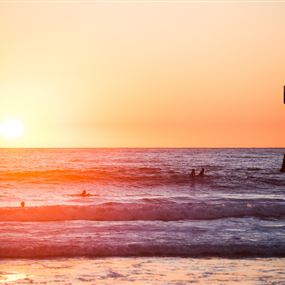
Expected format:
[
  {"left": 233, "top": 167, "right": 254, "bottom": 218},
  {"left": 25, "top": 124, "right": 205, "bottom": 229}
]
[{"left": 0, "top": 148, "right": 285, "bottom": 283}]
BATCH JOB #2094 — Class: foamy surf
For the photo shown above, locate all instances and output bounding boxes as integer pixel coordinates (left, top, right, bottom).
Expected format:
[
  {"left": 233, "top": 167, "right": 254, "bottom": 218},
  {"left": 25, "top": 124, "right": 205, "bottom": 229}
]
[{"left": 0, "top": 219, "right": 284, "bottom": 258}]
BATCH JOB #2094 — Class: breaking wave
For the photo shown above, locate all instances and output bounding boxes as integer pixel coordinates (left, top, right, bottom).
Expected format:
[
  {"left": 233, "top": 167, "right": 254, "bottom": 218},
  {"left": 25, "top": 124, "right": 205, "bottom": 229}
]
[{"left": 1, "top": 200, "right": 284, "bottom": 222}]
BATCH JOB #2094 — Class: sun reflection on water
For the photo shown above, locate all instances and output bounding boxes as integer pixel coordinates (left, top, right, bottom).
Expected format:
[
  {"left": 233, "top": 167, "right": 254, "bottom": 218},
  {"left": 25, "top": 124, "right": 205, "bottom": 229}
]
[{"left": 0, "top": 272, "right": 27, "bottom": 283}]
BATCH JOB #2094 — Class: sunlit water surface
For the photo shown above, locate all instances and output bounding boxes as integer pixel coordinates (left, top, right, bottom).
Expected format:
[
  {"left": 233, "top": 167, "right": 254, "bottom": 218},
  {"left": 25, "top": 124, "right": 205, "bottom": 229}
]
[{"left": 0, "top": 148, "right": 285, "bottom": 283}]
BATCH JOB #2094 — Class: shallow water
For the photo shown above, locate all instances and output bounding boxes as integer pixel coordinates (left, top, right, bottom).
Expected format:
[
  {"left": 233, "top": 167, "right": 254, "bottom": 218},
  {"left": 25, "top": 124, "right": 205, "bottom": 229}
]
[{"left": 1, "top": 257, "right": 285, "bottom": 284}]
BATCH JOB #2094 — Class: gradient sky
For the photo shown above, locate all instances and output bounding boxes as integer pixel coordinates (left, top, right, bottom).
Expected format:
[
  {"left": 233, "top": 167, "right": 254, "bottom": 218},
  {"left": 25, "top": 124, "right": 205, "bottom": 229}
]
[{"left": 0, "top": 1, "right": 284, "bottom": 147}]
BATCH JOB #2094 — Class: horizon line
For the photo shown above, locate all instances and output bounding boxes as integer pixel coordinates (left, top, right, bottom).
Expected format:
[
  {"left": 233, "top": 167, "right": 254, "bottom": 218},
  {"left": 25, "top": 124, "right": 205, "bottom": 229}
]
[
  {"left": 0, "top": 146, "right": 284, "bottom": 149},
  {"left": 1, "top": 0, "right": 285, "bottom": 3}
]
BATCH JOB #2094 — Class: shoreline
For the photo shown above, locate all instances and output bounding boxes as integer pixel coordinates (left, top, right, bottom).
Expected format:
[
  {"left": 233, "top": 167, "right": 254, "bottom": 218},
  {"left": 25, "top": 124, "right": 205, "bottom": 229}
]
[{"left": 1, "top": 257, "right": 285, "bottom": 284}]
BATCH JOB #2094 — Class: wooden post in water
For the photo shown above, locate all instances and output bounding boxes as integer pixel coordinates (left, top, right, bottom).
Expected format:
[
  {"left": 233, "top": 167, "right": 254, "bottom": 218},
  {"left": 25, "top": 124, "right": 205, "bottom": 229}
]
[
  {"left": 281, "top": 154, "right": 285, "bottom": 173},
  {"left": 282, "top": 87, "right": 285, "bottom": 172}
]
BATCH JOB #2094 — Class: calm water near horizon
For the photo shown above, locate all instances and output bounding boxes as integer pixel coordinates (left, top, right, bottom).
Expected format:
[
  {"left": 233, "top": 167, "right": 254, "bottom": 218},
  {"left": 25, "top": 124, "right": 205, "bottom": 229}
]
[{"left": 0, "top": 148, "right": 285, "bottom": 284}]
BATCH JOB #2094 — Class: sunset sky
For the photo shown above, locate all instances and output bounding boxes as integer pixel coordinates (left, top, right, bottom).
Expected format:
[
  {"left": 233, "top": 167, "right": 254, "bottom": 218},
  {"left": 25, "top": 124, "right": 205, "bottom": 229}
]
[{"left": 0, "top": 1, "right": 284, "bottom": 147}]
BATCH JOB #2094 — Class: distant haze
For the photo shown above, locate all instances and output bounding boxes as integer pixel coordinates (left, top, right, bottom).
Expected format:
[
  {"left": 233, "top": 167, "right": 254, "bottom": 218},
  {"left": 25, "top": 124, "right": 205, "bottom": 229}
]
[{"left": 0, "top": 2, "right": 284, "bottom": 147}]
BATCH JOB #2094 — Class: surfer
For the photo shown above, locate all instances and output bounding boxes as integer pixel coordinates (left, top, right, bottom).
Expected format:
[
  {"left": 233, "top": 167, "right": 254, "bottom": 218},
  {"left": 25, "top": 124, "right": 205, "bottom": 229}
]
[
  {"left": 198, "top": 168, "right": 205, "bottom": 177},
  {"left": 68, "top": 190, "right": 94, "bottom": 197},
  {"left": 20, "top": 201, "right": 25, "bottom": 208},
  {"left": 190, "top": 169, "right": 196, "bottom": 177},
  {"left": 80, "top": 190, "right": 91, "bottom": 197}
]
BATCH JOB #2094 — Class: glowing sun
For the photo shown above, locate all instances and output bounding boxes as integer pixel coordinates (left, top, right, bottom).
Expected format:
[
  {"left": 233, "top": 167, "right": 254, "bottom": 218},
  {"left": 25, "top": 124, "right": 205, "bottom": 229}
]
[{"left": 0, "top": 119, "right": 25, "bottom": 139}]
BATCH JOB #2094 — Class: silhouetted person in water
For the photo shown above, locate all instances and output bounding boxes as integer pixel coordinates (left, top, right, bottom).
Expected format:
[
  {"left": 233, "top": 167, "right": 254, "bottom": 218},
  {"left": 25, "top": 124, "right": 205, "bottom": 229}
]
[
  {"left": 198, "top": 168, "right": 205, "bottom": 177},
  {"left": 20, "top": 201, "right": 25, "bottom": 208},
  {"left": 81, "top": 190, "right": 92, "bottom": 197},
  {"left": 281, "top": 154, "right": 285, "bottom": 173},
  {"left": 190, "top": 169, "right": 196, "bottom": 177}
]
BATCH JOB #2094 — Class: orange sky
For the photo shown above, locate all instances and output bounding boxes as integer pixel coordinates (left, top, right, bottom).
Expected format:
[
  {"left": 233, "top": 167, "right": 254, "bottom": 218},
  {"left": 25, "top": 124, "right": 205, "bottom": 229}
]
[{"left": 0, "top": 1, "right": 284, "bottom": 147}]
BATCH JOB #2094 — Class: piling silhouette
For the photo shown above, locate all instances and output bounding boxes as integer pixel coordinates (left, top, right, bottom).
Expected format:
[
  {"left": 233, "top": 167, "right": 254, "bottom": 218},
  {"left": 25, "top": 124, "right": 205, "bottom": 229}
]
[{"left": 281, "top": 154, "right": 285, "bottom": 173}]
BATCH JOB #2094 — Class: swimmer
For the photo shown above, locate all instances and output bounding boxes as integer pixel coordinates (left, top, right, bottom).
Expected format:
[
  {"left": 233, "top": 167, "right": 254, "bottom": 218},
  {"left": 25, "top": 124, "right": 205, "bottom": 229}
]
[
  {"left": 81, "top": 190, "right": 91, "bottom": 197},
  {"left": 68, "top": 190, "right": 95, "bottom": 197},
  {"left": 198, "top": 168, "right": 205, "bottom": 177},
  {"left": 190, "top": 169, "right": 196, "bottom": 177},
  {"left": 20, "top": 201, "right": 25, "bottom": 208}
]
